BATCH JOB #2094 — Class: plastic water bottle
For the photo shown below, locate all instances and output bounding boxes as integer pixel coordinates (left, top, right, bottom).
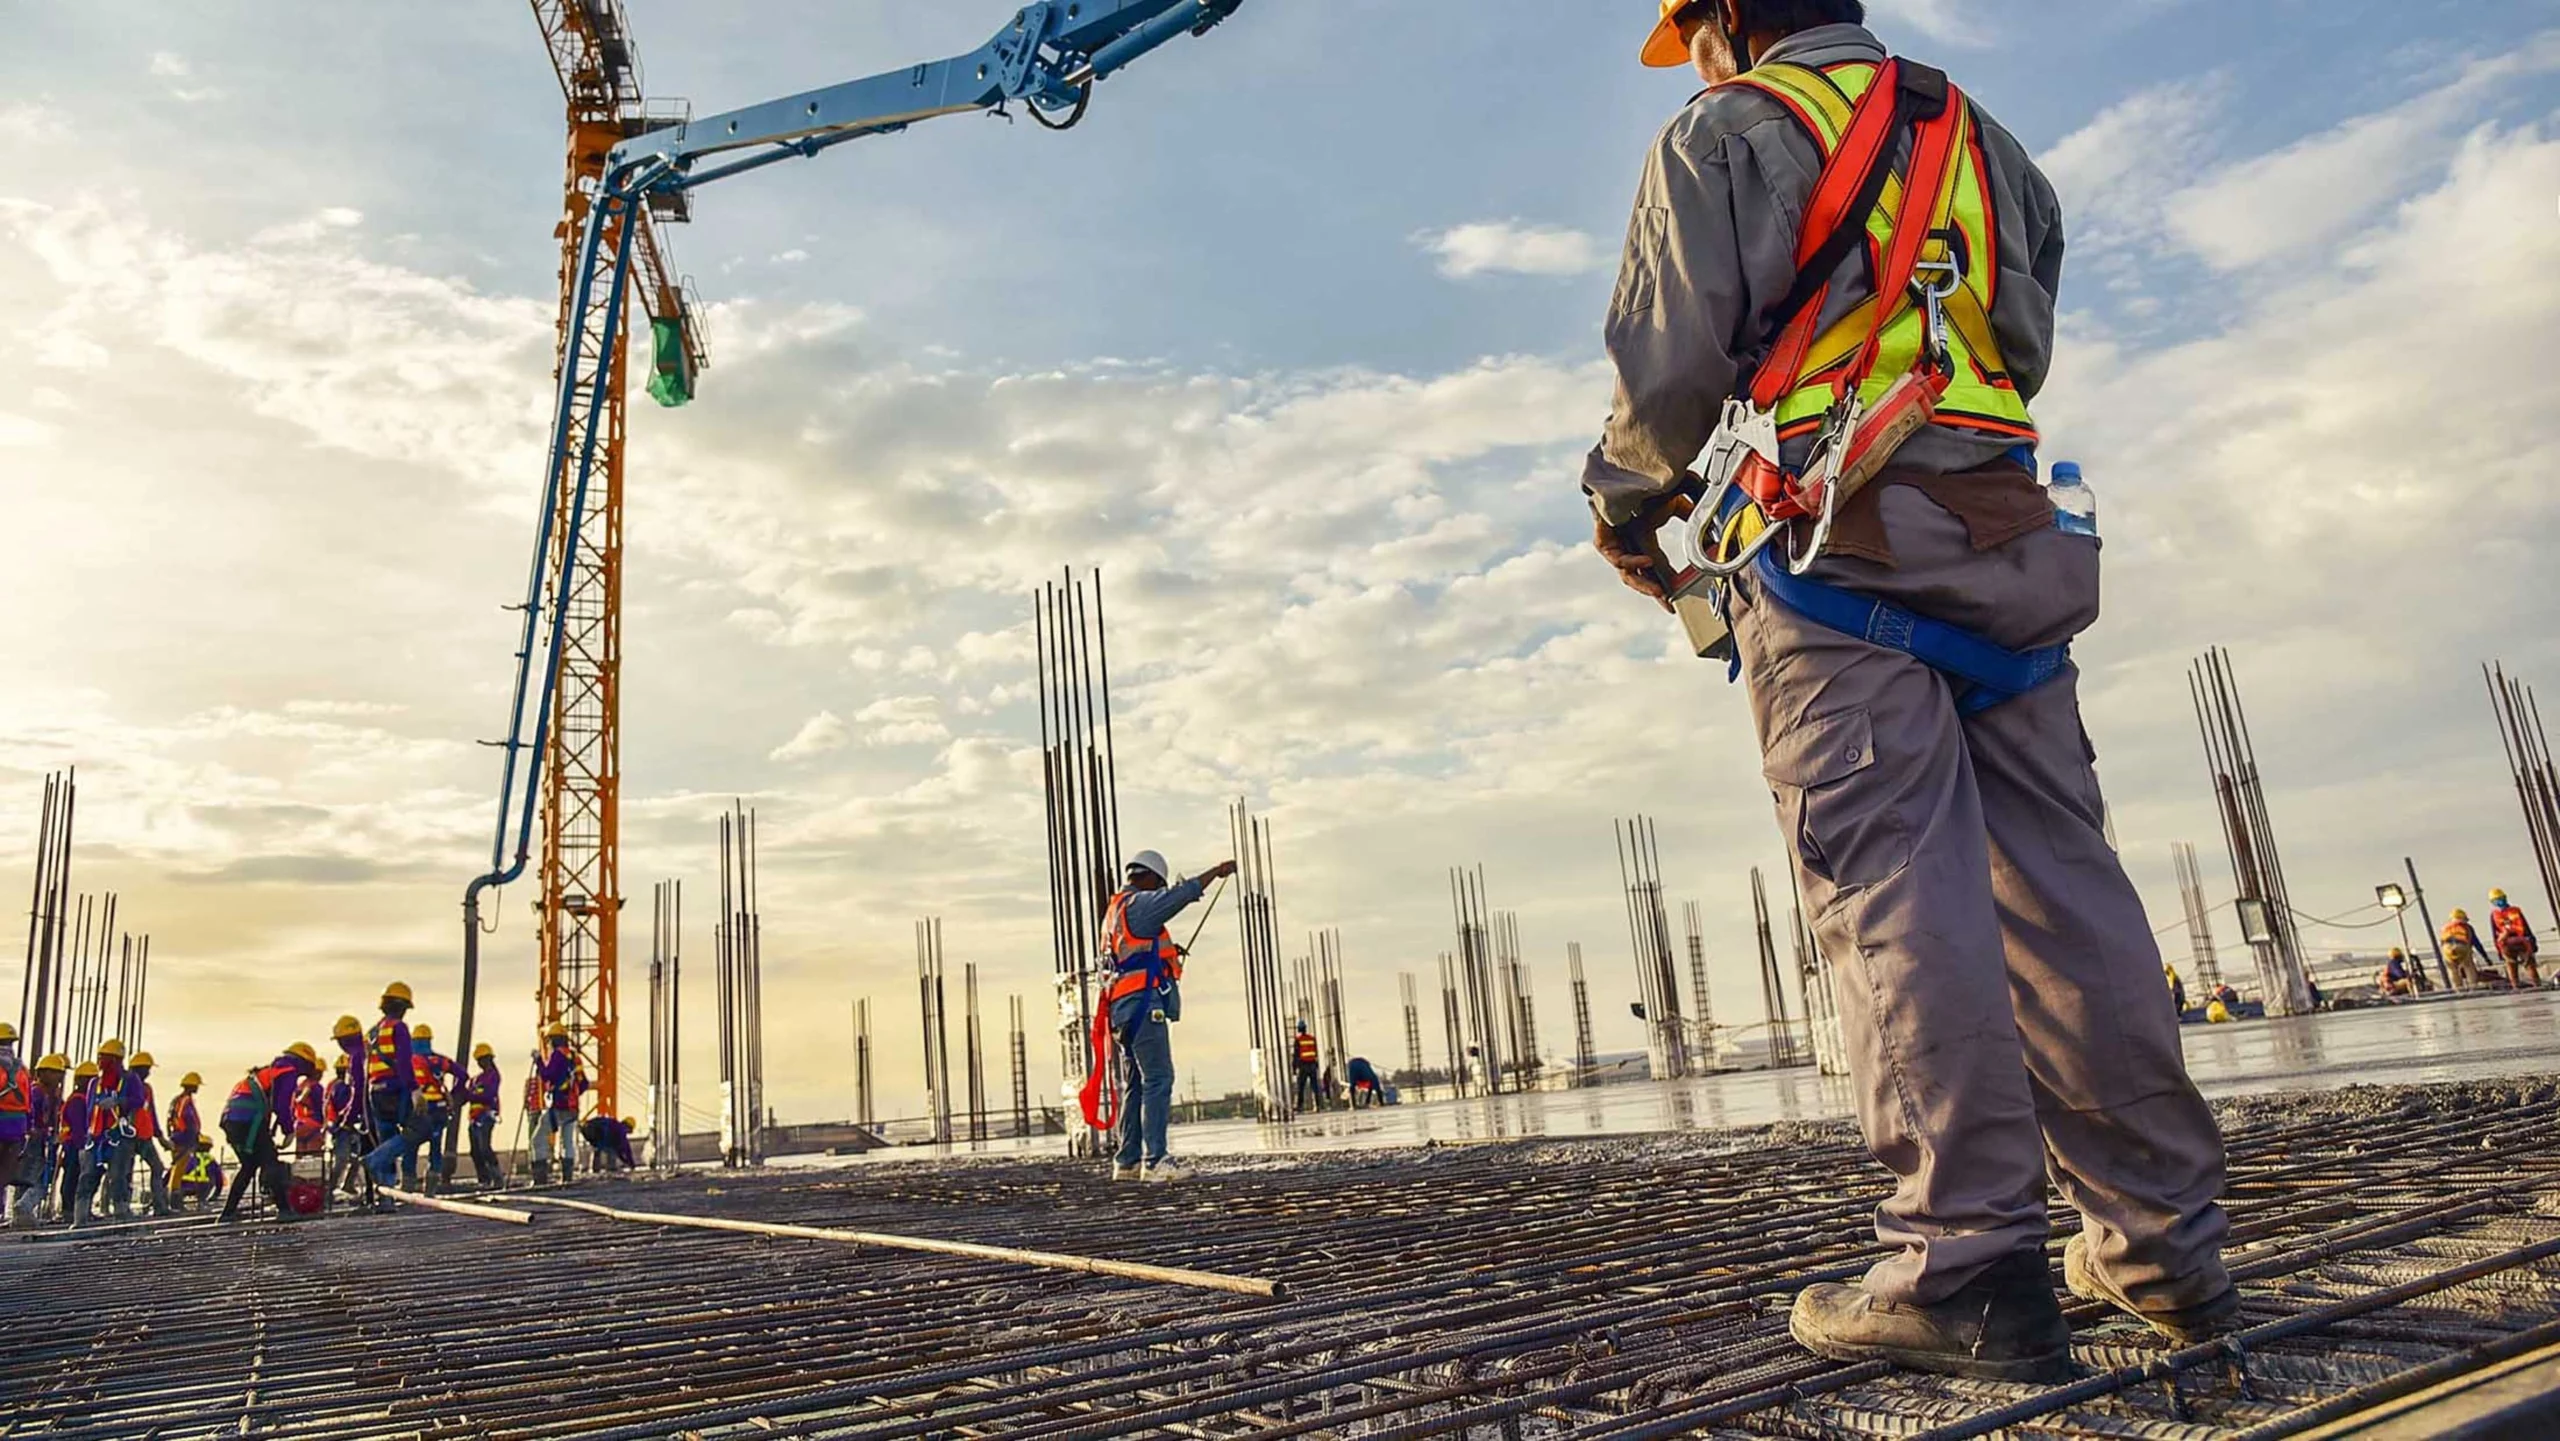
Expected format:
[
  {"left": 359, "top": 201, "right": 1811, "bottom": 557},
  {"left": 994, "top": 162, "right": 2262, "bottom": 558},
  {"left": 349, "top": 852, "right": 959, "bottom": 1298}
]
[{"left": 2049, "top": 461, "right": 2099, "bottom": 538}]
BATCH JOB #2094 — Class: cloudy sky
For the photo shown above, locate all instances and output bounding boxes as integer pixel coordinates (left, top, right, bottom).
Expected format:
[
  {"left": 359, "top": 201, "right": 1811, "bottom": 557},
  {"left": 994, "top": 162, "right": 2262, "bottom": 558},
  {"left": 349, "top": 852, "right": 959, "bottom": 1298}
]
[{"left": 4, "top": 1, "right": 2558, "bottom": 1129}]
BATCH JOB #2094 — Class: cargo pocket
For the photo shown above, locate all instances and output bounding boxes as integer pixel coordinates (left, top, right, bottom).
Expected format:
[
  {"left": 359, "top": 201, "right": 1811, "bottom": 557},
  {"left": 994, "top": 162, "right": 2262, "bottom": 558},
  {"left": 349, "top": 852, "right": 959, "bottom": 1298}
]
[
  {"left": 1613, "top": 207, "right": 1668, "bottom": 320},
  {"left": 1763, "top": 708, "right": 1907, "bottom": 895}
]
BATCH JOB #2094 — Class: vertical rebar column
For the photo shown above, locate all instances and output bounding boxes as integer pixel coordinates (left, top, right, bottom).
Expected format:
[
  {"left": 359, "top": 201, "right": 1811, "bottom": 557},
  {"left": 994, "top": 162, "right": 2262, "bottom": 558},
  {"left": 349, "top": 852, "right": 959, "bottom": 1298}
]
[
  {"left": 649, "top": 878, "right": 681, "bottom": 1170},
  {"left": 916, "top": 919, "right": 952, "bottom": 1145},
  {"left": 1494, "top": 913, "right": 1539, "bottom": 1083},
  {"left": 1315, "top": 928, "right": 1348, "bottom": 1084},
  {"left": 1008, "top": 994, "right": 1030, "bottom": 1138},
  {"left": 964, "top": 962, "right": 987, "bottom": 1145},
  {"left": 19, "top": 769, "right": 74, "bottom": 1057},
  {"left": 744, "top": 807, "right": 764, "bottom": 1164},
  {"left": 1751, "top": 868, "right": 1803, "bottom": 1068},
  {"left": 2487, "top": 664, "right": 2560, "bottom": 933},
  {"left": 1682, "top": 902, "right": 1715, "bottom": 1072},
  {"left": 714, "top": 806, "right": 764, "bottom": 1165},
  {"left": 1034, "top": 569, "right": 1125, "bottom": 1157},
  {"left": 1436, "top": 952, "right": 1466, "bottom": 1099},
  {"left": 2191, "top": 648, "right": 2314, "bottom": 1015},
  {"left": 854, "top": 998, "right": 874, "bottom": 1129},
  {"left": 1229, "top": 802, "right": 1291, "bottom": 1121},
  {"left": 1450, "top": 868, "right": 1509, "bottom": 1093},
  {"left": 1567, "top": 942, "right": 1596, "bottom": 1085},
  {"left": 129, "top": 936, "right": 148, "bottom": 1051},
  {"left": 1615, "top": 819, "right": 1689, "bottom": 1080},
  {"left": 1398, "top": 972, "right": 1425, "bottom": 1102},
  {"left": 2172, "top": 841, "right": 2223, "bottom": 994},
  {"left": 1787, "top": 865, "right": 1846, "bottom": 1076}
]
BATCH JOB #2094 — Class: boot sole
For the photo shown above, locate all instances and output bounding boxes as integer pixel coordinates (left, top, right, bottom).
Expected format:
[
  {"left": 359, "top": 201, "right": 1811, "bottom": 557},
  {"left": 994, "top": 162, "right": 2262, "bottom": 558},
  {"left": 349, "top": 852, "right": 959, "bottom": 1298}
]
[{"left": 1789, "top": 1312, "right": 2073, "bottom": 1384}]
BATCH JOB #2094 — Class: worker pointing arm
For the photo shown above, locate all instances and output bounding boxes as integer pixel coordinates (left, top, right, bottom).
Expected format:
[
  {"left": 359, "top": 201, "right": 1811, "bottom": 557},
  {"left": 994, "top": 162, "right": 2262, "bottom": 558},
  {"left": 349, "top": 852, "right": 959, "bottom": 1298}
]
[{"left": 1090, "top": 849, "right": 1235, "bottom": 1184}]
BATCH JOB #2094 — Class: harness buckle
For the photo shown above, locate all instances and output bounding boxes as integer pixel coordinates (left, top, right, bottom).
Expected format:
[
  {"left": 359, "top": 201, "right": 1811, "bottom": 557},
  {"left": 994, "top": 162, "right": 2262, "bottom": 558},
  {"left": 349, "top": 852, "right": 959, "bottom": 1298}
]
[{"left": 1672, "top": 399, "right": 1786, "bottom": 593}]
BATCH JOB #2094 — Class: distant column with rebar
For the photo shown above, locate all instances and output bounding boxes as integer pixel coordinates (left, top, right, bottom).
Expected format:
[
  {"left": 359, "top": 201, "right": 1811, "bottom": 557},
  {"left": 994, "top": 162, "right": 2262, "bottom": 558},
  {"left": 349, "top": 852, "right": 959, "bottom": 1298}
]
[
  {"left": 1228, "top": 802, "right": 1291, "bottom": 1121},
  {"left": 1449, "top": 868, "right": 1507, "bottom": 1093},
  {"left": 1493, "top": 912, "right": 1539, "bottom": 1086},
  {"left": 648, "top": 878, "right": 681, "bottom": 1170},
  {"left": 1035, "top": 569, "right": 1123, "bottom": 1155},
  {"left": 1567, "top": 942, "right": 1596, "bottom": 1084},
  {"left": 854, "top": 998, "right": 874, "bottom": 1129},
  {"left": 15, "top": 769, "right": 75, "bottom": 1059},
  {"left": 963, "top": 962, "right": 987, "bottom": 1145},
  {"left": 1792, "top": 880, "right": 1847, "bottom": 1076},
  {"left": 2192, "top": 647, "right": 2315, "bottom": 1015},
  {"left": 1615, "top": 818, "right": 1689, "bottom": 1080},
  {"left": 2487, "top": 664, "right": 2560, "bottom": 931},
  {"left": 1314, "top": 928, "right": 1348, "bottom": 1085},
  {"left": 1398, "top": 972, "right": 1425, "bottom": 1101},
  {"left": 916, "top": 918, "right": 953, "bottom": 1146},
  {"left": 1436, "top": 953, "right": 1467, "bottom": 1098},
  {"left": 1008, "top": 994, "right": 1030, "bottom": 1138},
  {"left": 715, "top": 803, "right": 765, "bottom": 1165},
  {"left": 1681, "top": 902, "right": 1715, "bottom": 1072},
  {"left": 2173, "top": 840, "right": 2224, "bottom": 993},
  {"left": 1751, "top": 867, "right": 1807, "bottom": 1068}
]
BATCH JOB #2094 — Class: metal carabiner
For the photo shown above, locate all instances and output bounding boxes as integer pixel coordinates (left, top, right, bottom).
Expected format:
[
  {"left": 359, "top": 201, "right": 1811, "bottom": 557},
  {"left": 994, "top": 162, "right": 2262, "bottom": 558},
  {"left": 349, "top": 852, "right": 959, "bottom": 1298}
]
[
  {"left": 1671, "top": 400, "right": 1786, "bottom": 590},
  {"left": 1911, "top": 254, "right": 1963, "bottom": 368},
  {"left": 1782, "top": 392, "right": 1864, "bottom": 576}
]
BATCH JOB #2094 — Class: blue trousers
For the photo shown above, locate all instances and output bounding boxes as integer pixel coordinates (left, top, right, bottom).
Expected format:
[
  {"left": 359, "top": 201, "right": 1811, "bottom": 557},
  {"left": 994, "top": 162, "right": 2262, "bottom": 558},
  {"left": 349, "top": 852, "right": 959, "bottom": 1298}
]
[
  {"left": 1111, "top": 1002, "right": 1175, "bottom": 1168},
  {"left": 363, "top": 1094, "right": 414, "bottom": 1183}
]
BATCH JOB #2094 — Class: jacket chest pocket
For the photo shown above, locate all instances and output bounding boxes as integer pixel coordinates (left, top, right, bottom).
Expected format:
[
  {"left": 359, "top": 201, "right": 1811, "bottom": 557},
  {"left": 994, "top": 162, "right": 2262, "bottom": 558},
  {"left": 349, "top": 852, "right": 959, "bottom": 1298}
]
[{"left": 1763, "top": 708, "right": 1909, "bottom": 896}]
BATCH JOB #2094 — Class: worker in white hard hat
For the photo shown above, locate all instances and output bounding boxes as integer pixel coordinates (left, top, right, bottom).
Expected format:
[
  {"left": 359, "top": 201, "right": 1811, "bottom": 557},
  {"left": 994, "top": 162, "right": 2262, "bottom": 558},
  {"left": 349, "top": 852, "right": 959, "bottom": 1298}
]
[{"left": 1081, "top": 849, "right": 1235, "bottom": 1182}]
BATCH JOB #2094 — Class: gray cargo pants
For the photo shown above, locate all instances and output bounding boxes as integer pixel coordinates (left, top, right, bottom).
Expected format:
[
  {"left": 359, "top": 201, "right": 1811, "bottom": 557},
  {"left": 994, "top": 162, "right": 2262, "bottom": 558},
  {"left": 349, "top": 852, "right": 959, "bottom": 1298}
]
[{"left": 1731, "top": 486, "right": 2230, "bottom": 1311}]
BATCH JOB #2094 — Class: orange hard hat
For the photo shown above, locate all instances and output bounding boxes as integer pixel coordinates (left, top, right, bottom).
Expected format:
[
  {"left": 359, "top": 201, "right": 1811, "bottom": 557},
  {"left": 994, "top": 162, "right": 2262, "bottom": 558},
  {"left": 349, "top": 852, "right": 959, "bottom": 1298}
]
[{"left": 1642, "top": 0, "right": 1705, "bottom": 68}]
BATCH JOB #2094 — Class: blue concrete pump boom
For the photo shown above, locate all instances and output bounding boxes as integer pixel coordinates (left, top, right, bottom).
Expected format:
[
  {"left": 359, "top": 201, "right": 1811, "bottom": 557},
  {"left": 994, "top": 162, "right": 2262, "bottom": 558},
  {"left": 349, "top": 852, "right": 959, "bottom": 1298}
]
[{"left": 453, "top": 0, "right": 1249, "bottom": 1092}]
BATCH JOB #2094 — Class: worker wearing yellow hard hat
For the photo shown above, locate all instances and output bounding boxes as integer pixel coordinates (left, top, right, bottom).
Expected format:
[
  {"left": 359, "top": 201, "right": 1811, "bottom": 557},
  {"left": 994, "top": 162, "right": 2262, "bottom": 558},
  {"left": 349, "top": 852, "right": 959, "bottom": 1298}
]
[
  {"left": 167, "top": 1071, "right": 207, "bottom": 1176},
  {"left": 531, "top": 1023, "right": 587, "bottom": 1185},
  {"left": 110, "top": 1049, "right": 175, "bottom": 1218},
  {"left": 404, "top": 1024, "right": 465, "bottom": 1190},
  {"left": 361, "top": 983, "right": 423, "bottom": 1191},
  {"left": 2488, "top": 890, "right": 2542, "bottom": 989},
  {"left": 1585, "top": 0, "right": 2235, "bottom": 1385},
  {"left": 463, "top": 1042, "right": 507, "bottom": 1189},
  {"left": 13, "top": 1052, "right": 71, "bottom": 1226},
  {"left": 218, "top": 1045, "right": 323, "bottom": 1222},
  {"left": 70, "top": 1039, "right": 136, "bottom": 1228}
]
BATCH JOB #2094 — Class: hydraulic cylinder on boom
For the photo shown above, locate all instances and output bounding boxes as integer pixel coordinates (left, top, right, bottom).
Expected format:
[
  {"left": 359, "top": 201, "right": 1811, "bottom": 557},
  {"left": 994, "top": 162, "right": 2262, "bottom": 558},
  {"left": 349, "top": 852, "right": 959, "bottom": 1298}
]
[{"left": 451, "top": 1, "right": 1250, "bottom": 1135}]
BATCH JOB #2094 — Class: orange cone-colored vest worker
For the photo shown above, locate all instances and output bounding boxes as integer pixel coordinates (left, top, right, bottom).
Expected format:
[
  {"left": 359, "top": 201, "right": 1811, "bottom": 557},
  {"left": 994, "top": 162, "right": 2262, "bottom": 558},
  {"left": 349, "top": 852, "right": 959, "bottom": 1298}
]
[
  {"left": 1292, "top": 1029, "right": 1319, "bottom": 1067},
  {"left": 2491, "top": 893, "right": 2539, "bottom": 956},
  {"left": 1077, "top": 850, "right": 1235, "bottom": 1134}
]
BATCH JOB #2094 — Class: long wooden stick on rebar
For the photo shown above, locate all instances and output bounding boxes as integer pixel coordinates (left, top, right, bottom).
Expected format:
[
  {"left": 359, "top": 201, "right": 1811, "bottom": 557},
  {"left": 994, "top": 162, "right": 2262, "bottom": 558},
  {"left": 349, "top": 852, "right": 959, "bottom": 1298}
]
[
  {"left": 511, "top": 1194, "right": 1286, "bottom": 1298},
  {"left": 379, "top": 1187, "right": 536, "bottom": 1225}
]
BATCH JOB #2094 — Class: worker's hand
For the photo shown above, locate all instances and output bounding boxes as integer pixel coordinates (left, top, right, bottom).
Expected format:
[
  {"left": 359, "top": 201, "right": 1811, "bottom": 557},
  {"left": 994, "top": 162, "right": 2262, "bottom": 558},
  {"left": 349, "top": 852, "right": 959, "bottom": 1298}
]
[
  {"left": 1592, "top": 491, "right": 1696, "bottom": 612},
  {"left": 1206, "top": 860, "right": 1238, "bottom": 883}
]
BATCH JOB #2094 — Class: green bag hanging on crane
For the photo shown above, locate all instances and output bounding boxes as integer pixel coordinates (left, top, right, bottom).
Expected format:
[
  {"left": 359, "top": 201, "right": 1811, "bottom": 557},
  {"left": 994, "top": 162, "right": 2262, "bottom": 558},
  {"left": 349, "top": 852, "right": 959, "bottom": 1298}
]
[{"left": 647, "top": 318, "right": 695, "bottom": 409}]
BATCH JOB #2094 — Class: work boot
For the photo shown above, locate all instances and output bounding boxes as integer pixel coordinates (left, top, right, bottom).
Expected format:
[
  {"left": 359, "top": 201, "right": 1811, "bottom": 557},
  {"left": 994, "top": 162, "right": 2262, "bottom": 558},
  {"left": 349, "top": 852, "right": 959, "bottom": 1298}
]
[
  {"left": 1789, "top": 1251, "right": 2073, "bottom": 1383},
  {"left": 531, "top": 1161, "right": 551, "bottom": 1186},
  {"left": 2063, "top": 1233, "right": 2242, "bottom": 1345},
  {"left": 1111, "top": 1161, "right": 1142, "bottom": 1181},
  {"left": 1143, "top": 1158, "right": 1188, "bottom": 1184}
]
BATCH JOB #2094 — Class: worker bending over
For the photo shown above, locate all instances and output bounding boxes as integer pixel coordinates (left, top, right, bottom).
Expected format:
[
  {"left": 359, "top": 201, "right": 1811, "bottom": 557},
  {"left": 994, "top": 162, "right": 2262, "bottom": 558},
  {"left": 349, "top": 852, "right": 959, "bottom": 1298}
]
[
  {"left": 219, "top": 1044, "right": 321, "bottom": 1222},
  {"left": 530, "top": 1024, "right": 585, "bottom": 1184},
  {"left": 1095, "top": 848, "right": 1235, "bottom": 1183},
  {"left": 462, "top": 1043, "right": 505, "bottom": 1189},
  {"left": 2442, "top": 911, "right": 2490, "bottom": 989},
  {"left": 1587, "top": 0, "right": 2233, "bottom": 1379},
  {"left": 1290, "top": 1021, "right": 1324, "bottom": 1112},
  {"left": 579, "top": 1112, "right": 637, "bottom": 1172},
  {"left": 2491, "top": 890, "right": 2541, "bottom": 988},
  {"left": 1345, "top": 1056, "right": 1391, "bottom": 1108}
]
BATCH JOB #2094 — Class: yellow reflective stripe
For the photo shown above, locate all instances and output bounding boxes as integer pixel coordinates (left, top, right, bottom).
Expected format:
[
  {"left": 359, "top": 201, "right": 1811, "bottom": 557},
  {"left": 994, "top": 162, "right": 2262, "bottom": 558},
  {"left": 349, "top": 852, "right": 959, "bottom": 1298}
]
[{"left": 1732, "top": 62, "right": 1863, "bottom": 148}]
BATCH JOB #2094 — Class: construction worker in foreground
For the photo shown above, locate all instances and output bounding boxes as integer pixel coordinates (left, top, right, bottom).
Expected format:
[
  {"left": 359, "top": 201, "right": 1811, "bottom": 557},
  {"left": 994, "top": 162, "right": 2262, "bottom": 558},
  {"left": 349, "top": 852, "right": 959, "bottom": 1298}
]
[
  {"left": 361, "top": 983, "right": 419, "bottom": 1188},
  {"left": 1290, "top": 1021, "right": 1324, "bottom": 1112},
  {"left": 167, "top": 1071, "right": 205, "bottom": 1168},
  {"left": 2490, "top": 889, "right": 2542, "bottom": 988},
  {"left": 70, "top": 1038, "right": 133, "bottom": 1227},
  {"left": 220, "top": 1045, "right": 321, "bottom": 1222},
  {"left": 113, "top": 1051, "right": 173, "bottom": 1217},
  {"left": 462, "top": 1043, "right": 505, "bottom": 1188},
  {"left": 0, "top": 1024, "right": 31, "bottom": 1226},
  {"left": 2442, "top": 909, "right": 2489, "bottom": 989},
  {"left": 1586, "top": 0, "right": 2234, "bottom": 1379},
  {"left": 405, "top": 1023, "right": 462, "bottom": 1189},
  {"left": 13, "top": 1051, "right": 67, "bottom": 1227},
  {"left": 530, "top": 1024, "right": 584, "bottom": 1184},
  {"left": 1091, "top": 849, "right": 1235, "bottom": 1182}
]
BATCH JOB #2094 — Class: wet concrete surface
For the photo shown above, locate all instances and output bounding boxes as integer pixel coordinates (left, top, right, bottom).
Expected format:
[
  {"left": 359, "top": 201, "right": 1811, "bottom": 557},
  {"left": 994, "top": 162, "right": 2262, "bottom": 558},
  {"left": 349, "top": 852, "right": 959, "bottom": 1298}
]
[{"left": 1157, "top": 985, "right": 2560, "bottom": 1156}]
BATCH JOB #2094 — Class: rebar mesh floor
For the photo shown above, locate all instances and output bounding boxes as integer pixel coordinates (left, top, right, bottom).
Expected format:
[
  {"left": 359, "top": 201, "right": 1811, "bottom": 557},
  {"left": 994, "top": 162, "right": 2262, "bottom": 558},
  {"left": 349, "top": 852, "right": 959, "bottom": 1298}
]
[{"left": 11, "top": 1078, "right": 2560, "bottom": 1439}]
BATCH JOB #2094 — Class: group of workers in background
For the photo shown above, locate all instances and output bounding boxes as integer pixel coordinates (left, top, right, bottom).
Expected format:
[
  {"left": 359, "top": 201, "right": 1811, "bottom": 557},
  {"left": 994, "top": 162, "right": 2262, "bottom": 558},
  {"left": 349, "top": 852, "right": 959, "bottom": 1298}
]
[
  {"left": 2374, "top": 890, "right": 2542, "bottom": 1000},
  {"left": 0, "top": 980, "right": 643, "bottom": 1230}
]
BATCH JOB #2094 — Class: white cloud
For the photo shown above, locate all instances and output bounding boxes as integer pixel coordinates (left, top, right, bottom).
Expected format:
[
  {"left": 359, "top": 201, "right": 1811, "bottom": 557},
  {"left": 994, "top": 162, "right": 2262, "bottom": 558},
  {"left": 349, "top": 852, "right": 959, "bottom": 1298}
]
[
  {"left": 853, "top": 695, "right": 950, "bottom": 748},
  {"left": 2163, "top": 33, "right": 2560, "bottom": 270},
  {"left": 0, "top": 103, "right": 69, "bottom": 140},
  {"left": 1868, "top": 0, "right": 1985, "bottom": 45},
  {"left": 147, "top": 52, "right": 191, "bottom": 79},
  {"left": 770, "top": 711, "right": 851, "bottom": 762},
  {"left": 2043, "top": 76, "right": 2229, "bottom": 261},
  {"left": 1416, "top": 221, "right": 1610, "bottom": 280}
]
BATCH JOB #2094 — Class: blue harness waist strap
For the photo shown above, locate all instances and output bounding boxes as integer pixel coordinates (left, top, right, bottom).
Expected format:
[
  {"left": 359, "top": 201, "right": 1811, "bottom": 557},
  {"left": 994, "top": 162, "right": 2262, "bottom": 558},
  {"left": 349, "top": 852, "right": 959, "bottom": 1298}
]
[{"left": 1749, "top": 547, "right": 2071, "bottom": 714}]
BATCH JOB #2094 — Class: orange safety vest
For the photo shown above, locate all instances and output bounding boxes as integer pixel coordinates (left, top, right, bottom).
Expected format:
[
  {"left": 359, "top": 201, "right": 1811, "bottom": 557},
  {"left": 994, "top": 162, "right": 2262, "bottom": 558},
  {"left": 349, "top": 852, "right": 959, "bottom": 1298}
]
[
  {"left": 129, "top": 1081, "right": 158, "bottom": 1141},
  {"left": 1292, "top": 1032, "right": 1319, "bottom": 1067},
  {"left": 366, "top": 1018, "right": 405, "bottom": 1086},
  {"left": 2493, "top": 905, "right": 2535, "bottom": 948},
  {"left": 169, "top": 1091, "right": 200, "bottom": 1139},
  {"left": 85, "top": 1072, "right": 126, "bottom": 1140},
  {"left": 1078, "top": 890, "right": 1188, "bottom": 1131},
  {"left": 411, "top": 1052, "right": 450, "bottom": 1105},
  {"left": 0, "top": 1055, "right": 28, "bottom": 1119}
]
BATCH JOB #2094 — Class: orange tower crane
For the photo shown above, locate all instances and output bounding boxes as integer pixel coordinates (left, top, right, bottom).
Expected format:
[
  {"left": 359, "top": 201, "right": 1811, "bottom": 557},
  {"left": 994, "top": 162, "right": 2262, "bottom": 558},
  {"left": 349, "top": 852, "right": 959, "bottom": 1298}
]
[{"left": 526, "top": 0, "right": 703, "bottom": 1118}]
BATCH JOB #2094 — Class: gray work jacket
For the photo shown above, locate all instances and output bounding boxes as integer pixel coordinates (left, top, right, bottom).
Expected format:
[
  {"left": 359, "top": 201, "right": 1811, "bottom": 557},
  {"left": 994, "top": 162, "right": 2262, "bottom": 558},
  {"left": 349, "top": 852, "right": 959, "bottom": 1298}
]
[{"left": 1583, "top": 25, "right": 2068, "bottom": 527}]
